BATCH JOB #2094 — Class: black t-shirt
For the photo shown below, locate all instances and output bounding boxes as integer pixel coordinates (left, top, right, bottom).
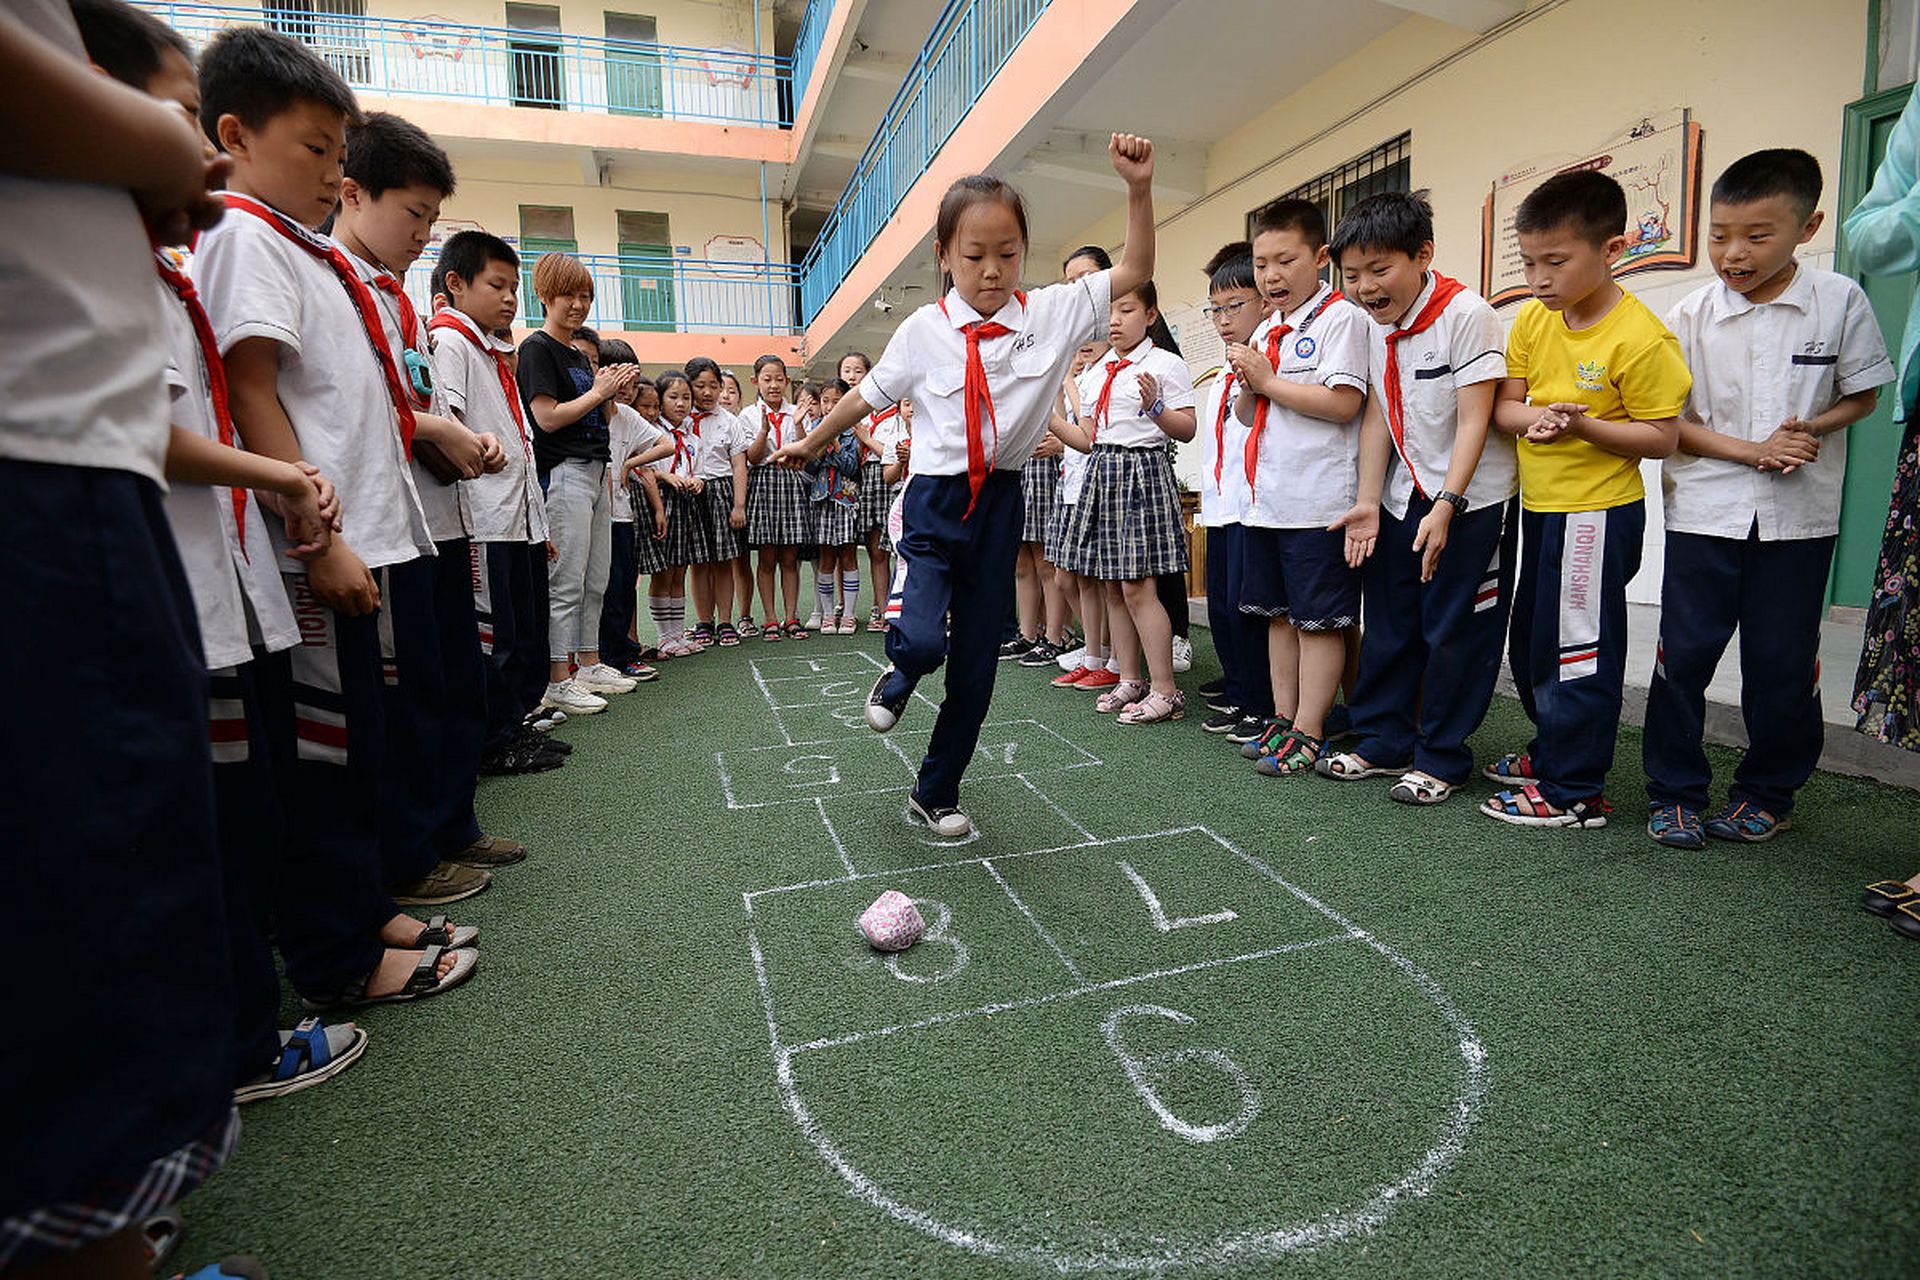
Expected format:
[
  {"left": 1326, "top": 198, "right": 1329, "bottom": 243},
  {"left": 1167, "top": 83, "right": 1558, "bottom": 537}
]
[{"left": 518, "top": 329, "right": 609, "bottom": 472}]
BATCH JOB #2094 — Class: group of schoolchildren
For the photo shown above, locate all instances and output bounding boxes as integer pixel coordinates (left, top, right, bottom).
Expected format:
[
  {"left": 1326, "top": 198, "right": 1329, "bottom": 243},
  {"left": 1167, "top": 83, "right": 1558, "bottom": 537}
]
[{"left": 2, "top": 0, "right": 1897, "bottom": 1264}]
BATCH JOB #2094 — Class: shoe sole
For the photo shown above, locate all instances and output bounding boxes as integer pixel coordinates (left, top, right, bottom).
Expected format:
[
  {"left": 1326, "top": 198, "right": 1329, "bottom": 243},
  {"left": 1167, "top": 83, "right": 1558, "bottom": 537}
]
[
  {"left": 234, "top": 1024, "right": 371, "bottom": 1104},
  {"left": 1200, "top": 720, "right": 1240, "bottom": 735},
  {"left": 575, "top": 683, "right": 635, "bottom": 695},
  {"left": 450, "top": 847, "right": 528, "bottom": 868},
  {"left": 1480, "top": 801, "right": 1605, "bottom": 828},
  {"left": 1646, "top": 821, "right": 1706, "bottom": 849},
  {"left": 392, "top": 874, "right": 493, "bottom": 907},
  {"left": 542, "top": 702, "right": 605, "bottom": 716},
  {"left": 1705, "top": 818, "right": 1791, "bottom": 844}
]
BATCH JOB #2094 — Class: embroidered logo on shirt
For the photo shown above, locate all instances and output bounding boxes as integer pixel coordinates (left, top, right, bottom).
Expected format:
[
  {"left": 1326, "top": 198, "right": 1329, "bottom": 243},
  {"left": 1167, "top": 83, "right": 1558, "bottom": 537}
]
[
  {"left": 1576, "top": 359, "right": 1607, "bottom": 392},
  {"left": 1294, "top": 336, "right": 1317, "bottom": 359}
]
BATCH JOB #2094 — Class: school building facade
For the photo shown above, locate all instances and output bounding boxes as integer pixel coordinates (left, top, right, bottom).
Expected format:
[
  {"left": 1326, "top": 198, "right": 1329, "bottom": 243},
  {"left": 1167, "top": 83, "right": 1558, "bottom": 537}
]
[{"left": 148, "top": 0, "right": 1912, "bottom": 608}]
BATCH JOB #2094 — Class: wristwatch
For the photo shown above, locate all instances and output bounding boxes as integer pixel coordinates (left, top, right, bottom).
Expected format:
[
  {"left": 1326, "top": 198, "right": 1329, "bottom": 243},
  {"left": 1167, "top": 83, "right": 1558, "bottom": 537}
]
[
  {"left": 1148, "top": 398, "right": 1166, "bottom": 419},
  {"left": 1435, "top": 489, "right": 1468, "bottom": 514}
]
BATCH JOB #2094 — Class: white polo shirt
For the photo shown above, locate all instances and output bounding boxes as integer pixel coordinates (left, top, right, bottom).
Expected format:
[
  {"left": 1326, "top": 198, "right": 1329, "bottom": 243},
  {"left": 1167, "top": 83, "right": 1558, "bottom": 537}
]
[
  {"left": 647, "top": 417, "right": 698, "bottom": 476},
  {"left": 739, "top": 398, "right": 801, "bottom": 463},
  {"left": 1238, "top": 284, "right": 1370, "bottom": 529},
  {"left": 1663, "top": 265, "right": 1895, "bottom": 540},
  {"left": 1366, "top": 275, "right": 1513, "bottom": 520},
  {"left": 347, "top": 246, "right": 464, "bottom": 543},
  {"left": 860, "top": 272, "right": 1113, "bottom": 476},
  {"left": 156, "top": 270, "right": 300, "bottom": 669},
  {"left": 430, "top": 307, "right": 548, "bottom": 546},
  {"left": 692, "top": 407, "right": 751, "bottom": 481},
  {"left": 870, "top": 409, "right": 908, "bottom": 465},
  {"left": 0, "top": 1, "right": 170, "bottom": 485},
  {"left": 1074, "top": 339, "right": 1196, "bottom": 450},
  {"left": 1196, "top": 369, "right": 1252, "bottom": 527},
  {"left": 196, "top": 198, "right": 432, "bottom": 573},
  {"left": 607, "top": 402, "right": 664, "bottom": 521}
]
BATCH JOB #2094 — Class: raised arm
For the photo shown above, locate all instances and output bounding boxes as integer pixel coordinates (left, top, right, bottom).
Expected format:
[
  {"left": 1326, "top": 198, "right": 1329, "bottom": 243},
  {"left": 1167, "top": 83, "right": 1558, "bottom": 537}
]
[
  {"left": 1106, "top": 134, "right": 1157, "bottom": 301},
  {"left": 772, "top": 388, "right": 874, "bottom": 465}
]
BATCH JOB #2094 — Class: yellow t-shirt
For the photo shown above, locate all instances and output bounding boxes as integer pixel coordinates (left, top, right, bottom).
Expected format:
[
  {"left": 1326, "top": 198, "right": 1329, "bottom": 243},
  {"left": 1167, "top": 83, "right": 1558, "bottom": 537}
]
[{"left": 1505, "top": 290, "right": 1692, "bottom": 512}]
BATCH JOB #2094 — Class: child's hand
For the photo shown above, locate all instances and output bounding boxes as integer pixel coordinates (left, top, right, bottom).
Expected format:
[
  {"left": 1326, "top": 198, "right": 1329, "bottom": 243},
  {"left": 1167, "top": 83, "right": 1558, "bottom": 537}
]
[
  {"left": 436, "top": 423, "right": 488, "bottom": 479},
  {"left": 546, "top": 540, "right": 559, "bottom": 563},
  {"left": 688, "top": 477, "right": 706, "bottom": 495},
  {"left": 653, "top": 511, "right": 668, "bottom": 540},
  {"left": 308, "top": 541, "right": 379, "bottom": 615},
  {"left": 138, "top": 123, "right": 232, "bottom": 246},
  {"left": 1033, "top": 433, "right": 1065, "bottom": 460},
  {"left": 478, "top": 434, "right": 508, "bottom": 474},
  {"left": 1109, "top": 132, "right": 1155, "bottom": 187},
  {"left": 896, "top": 437, "right": 912, "bottom": 464},
  {"left": 1759, "top": 419, "right": 1822, "bottom": 473},
  {"left": 1329, "top": 502, "right": 1379, "bottom": 568},
  {"left": 1525, "top": 404, "right": 1580, "bottom": 444},
  {"left": 1224, "top": 342, "right": 1268, "bottom": 390},
  {"left": 1412, "top": 503, "right": 1454, "bottom": 583},
  {"left": 1135, "top": 371, "right": 1162, "bottom": 414},
  {"left": 730, "top": 506, "right": 746, "bottom": 530},
  {"left": 297, "top": 461, "right": 342, "bottom": 531}
]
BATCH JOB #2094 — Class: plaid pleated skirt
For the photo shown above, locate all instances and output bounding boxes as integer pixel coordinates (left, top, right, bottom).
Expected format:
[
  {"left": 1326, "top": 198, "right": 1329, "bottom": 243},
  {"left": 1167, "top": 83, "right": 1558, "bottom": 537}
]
[
  {"left": 815, "top": 497, "right": 861, "bottom": 547},
  {"left": 1043, "top": 497, "right": 1076, "bottom": 567},
  {"left": 1061, "top": 445, "right": 1191, "bottom": 580},
  {"left": 700, "top": 475, "right": 744, "bottom": 563},
  {"left": 856, "top": 459, "right": 890, "bottom": 534},
  {"left": 1021, "top": 455, "right": 1059, "bottom": 545},
  {"left": 632, "top": 480, "right": 711, "bottom": 574},
  {"left": 879, "top": 481, "right": 905, "bottom": 552},
  {"left": 746, "top": 465, "right": 814, "bottom": 547}
]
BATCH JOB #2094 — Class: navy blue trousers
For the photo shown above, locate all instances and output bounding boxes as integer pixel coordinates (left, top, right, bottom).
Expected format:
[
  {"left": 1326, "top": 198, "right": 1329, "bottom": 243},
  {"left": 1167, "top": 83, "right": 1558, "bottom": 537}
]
[
  {"left": 478, "top": 539, "right": 550, "bottom": 750},
  {"left": 887, "top": 471, "right": 1023, "bottom": 808},
  {"left": 601, "top": 519, "right": 640, "bottom": 665},
  {"left": 256, "top": 578, "right": 393, "bottom": 998},
  {"left": 1351, "top": 497, "right": 1517, "bottom": 784},
  {"left": 210, "top": 661, "right": 284, "bottom": 1088},
  {"left": 1205, "top": 522, "right": 1272, "bottom": 716},
  {"left": 1508, "top": 501, "right": 1644, "bottom": 807},
  {"left": 1643, "top": 529, "right": 1834, "bottom": 814},
  {"left": 0, "top": 462, "right": 232, "bottom": 1216}
]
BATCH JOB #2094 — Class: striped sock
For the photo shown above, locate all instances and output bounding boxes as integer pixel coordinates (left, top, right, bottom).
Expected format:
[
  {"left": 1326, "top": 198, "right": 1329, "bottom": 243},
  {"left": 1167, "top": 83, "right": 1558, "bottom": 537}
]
[
  {"left": 816, "top": 572, "right": 835, "bottom": 619},
  {"left": 840, "top": 572, "right": 861, "bottom": 614},
  {"left": 648, "top": 597, "right": 672, "bottom": 644}
]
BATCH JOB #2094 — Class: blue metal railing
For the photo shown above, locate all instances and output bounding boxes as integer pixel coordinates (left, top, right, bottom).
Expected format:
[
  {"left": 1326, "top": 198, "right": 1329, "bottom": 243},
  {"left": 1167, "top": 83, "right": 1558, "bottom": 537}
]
[
  {"left": 789, "top": 0, "right": 832, "bottom": 111},
  {"left": 401, "top": 254, "right": 800, "bottom": 337},
  {"left": 140, "top": 2, "right": 791, "bottom": 127},
  {"left": 796, "top": 0, "right": 1051, "bottom": 323}
]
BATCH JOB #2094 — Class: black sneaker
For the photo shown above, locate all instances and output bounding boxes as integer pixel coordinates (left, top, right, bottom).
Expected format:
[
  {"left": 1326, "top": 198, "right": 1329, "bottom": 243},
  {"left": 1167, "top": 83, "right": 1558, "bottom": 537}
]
[
  {"left": 1201, "top": 708, "right": 1241, "bottom": 734},
  {"left": 1205, "top": 693, "right": 1238, "bottom": 713},
  {"left": 1231, "top": 714, "right": 1278, "bottom": 746},
  {"left": 1199, "top": 677, "right": 1227, "bottom": 699},
  {"left": 520, "top": 729, "right": 571, "bottom": 757},
  {"left": 907, "top": 790, "right": 973, "bottom": 838},
  {"left": 866, "top": 665, "right": 912, "bottom": 732},
  {"left": 1018, "top": 641, "right": 1063, "bottom": 667},
  {"left": 480, "top": 740, "right": 564, "bottom": 775},
  {"left": 998, "top": 636, "right": 1036, "bottom": 660}
]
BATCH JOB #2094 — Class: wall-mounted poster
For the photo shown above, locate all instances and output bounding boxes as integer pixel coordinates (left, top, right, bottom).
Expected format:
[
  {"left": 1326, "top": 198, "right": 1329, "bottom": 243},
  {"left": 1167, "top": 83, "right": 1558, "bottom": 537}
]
[{"left": 1480, "top": 109, "right": 1704, "bottom": 307}]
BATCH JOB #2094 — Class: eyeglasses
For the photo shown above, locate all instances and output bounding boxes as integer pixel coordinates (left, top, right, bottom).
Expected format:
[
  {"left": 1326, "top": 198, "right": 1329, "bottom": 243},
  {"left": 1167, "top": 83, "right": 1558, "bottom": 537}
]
[{"left": 1201, "top": 298, "right": 1258, "bottom": 320}]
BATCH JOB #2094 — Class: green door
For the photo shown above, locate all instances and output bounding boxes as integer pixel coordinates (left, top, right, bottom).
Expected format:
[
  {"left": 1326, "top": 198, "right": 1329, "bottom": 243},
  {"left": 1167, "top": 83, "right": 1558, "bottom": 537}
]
[
  {"left": 517, "top": 233, "right": 578, "bottom": 328},
  {"left": 618, "top": 242, "right": 675, "bottom": 331},
  {"left": 1834, "top": 84, "right": 1919, "bottom": 606},
  {"left": 605, "top": 13, "right": 663, "bottom": 117}
]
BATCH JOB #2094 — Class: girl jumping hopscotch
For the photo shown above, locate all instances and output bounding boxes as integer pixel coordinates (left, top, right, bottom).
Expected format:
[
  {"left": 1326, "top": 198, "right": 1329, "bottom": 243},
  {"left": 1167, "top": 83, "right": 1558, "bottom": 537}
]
[{"left": 772, "top": 133, "right": 1159, "bottom": 838}]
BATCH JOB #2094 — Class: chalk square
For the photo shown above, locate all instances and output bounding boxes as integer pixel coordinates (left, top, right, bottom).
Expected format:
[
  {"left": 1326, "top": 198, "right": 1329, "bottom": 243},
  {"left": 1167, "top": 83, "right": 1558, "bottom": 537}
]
[
  {"left": 991, "top": 828, "right": 1345, "bottom": 984},
  {"left": 717, "top": 720, "right": 1101, "bottom": 808}
]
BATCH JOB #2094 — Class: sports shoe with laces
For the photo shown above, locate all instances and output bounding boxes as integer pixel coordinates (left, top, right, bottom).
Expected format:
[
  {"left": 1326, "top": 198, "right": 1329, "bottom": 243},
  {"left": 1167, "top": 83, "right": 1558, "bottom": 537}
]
[
  {"left": 1056, "top": 645, "right": 1087, "bottom": 671},
  {"left": 574, "top": 662, "right": 637, "bottom": 694},
  {"left": 1018, "top": 640, "right": 1063, "bottom": 667},
  {"left": 391, "top": 859, "right": 492, "bottom": 906},
  {"left": 998, "top": 636, "right": 1036, "bottom": 660},
  {"left": 908, "top": 790, "right": 973, "bottom": 839},
  {"left": 542, "top": 679, "right": 608, "bottom": 715},
  {"left": 1201, "top": 708, "right": 1241, "bottom": 734},
  {"left": 866, "top": 665, "right": 913, "bottom": 732},
  {"left": 1171, "top": 635, "right": 1193, "bottom": 673}
]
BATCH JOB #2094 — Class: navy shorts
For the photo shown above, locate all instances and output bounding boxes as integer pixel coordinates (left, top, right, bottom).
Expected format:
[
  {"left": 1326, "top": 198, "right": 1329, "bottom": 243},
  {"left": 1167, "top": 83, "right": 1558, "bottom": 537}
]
[{"left": 1238, "top": 525, "right": 1359, "bottom": 631}]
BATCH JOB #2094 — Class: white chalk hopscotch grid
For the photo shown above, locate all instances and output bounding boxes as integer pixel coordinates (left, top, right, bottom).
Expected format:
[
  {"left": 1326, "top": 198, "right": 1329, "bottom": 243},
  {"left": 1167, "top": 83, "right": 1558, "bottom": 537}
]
[{"left": 730, "top": 651, "right": 1490, "bottom": 1271}]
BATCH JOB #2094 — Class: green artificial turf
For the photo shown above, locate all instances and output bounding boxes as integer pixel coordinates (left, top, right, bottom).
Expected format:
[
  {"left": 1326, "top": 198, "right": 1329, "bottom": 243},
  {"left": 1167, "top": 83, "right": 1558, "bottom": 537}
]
[{"left": 176, "top": 627, "right": 1920, "bottom": 1278}]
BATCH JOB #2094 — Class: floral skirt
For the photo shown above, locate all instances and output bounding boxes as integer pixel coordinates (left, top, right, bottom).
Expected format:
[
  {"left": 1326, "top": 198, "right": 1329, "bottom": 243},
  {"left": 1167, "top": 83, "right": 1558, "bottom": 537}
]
[{"left": 1855, "top": 415, "right": 1920, "bottom": 750}]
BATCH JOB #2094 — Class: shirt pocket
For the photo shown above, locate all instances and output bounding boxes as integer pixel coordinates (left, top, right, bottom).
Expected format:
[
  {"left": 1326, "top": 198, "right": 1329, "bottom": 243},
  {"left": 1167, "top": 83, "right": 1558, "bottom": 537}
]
[
  {"left": 1407, "top": 360, "right": 1458, "bottom": 425},
  {"left": 1009, "top": 341, "right": 1055, "bottom": 382},
  {"left": 1787, "top": 348, "right": 1839, "bottom": 416},
  {"left": 924, "top": 364, "right": 966, "bottom": 400}
]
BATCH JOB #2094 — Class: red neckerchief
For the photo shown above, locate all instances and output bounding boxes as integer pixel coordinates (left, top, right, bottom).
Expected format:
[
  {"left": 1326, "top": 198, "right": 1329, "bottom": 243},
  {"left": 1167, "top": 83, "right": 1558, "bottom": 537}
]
[
  {"left": 1092, "top": 342, "right": 1147, "bottom": 445},
  {"left": 368, "top": 271, "right": 430, "bottom": 411},
  {"left": 665, "top": 421, "right": 693, "bottom": 475},
  {"left": 154, "top": 246, "right": 248, "bottom": 558},
  {"left": 1210, "top": 370, "right": 1236, "bottom": 494},
  {"left": 222, "top": 193, "right": 415, "bottom": 457},
  {"left": 863, "top": 404, "right": 899, "bottom": 462},
  {"left": 427, "top": 308, "right": 533, "bottom": 470},
  {"left": 1382, "top": 273, "right": 1466, "bottom": 500},
  {"left": 938, "top": 291, "right": 1026, "bottom": 519},
  {"left": 761, "top": 402, "right": 788, "bottom": 448},
  {"left": 1247, "top": 287, "right": 1344, "bottom": 497}
]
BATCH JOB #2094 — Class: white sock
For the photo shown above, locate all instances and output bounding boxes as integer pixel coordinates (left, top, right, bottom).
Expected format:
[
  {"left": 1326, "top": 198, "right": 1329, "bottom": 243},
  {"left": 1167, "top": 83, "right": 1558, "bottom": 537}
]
[
  {"left": 840, "top": 572, "right": 860, "bottom": 615},
  {"left": 648, "top": 597, "right": 671, "bottom": 644},
  {"left": 816, "top": 572, "right": 835, "bottom": 618}
]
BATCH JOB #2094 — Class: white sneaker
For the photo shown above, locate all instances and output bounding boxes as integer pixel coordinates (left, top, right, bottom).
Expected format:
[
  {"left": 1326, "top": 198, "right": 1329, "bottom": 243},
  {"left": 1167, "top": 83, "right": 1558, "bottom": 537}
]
[
  {"left": 574, "top": 662, "right": 637, "bottom": 694},
  {"left": 542, "top": 679, "right": 607, "bottom": 715},
  {"left": 804, "top": 609, "right": 823, "bottom": 630},
  {"left": 1172, "top": 635, "right": 1194, "bottom": 673},
  {"left": 908, "top": 791, "right": 974, "bottom": 839},
  {"left": 1057, "top": 645, "right": 1086, "bottom": 671}
]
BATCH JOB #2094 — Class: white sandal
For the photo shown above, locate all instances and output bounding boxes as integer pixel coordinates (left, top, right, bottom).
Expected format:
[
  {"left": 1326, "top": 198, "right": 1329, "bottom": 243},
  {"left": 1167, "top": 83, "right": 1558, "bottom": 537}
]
[
  {"left": 1314, "top": 750, "right": 1408, "bottom": 781},
  {"left": 1389, "top": 769, "right": 1453, "bottom": 806},
  {"left": 1117, "top": 689, "right": 1185, "bottom": 725},
  {"left": 1095, "top": 680, "right": 1147, "bottom": 713}
]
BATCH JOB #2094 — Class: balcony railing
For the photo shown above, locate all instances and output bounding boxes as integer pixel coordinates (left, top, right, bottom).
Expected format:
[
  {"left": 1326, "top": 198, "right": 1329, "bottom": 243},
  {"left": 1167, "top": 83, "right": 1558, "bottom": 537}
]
[
  {"left": 400, "top": 253, "right": 799, "bottom": 337},
  {"left": 140, "top": 2, "right": 792, "bottom": 127},
  {"left": 789, "top": 0, "right": 831, "bottom": 108},
  {"left": 797, "top": 0, "right": 1051, "bottom": 323}
]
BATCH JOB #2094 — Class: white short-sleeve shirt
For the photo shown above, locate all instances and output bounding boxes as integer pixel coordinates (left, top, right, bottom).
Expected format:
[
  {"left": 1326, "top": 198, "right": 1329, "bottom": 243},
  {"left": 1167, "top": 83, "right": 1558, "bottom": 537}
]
[
  {"left": 196, "top": 198, "right": 432, "bottom": 572},
  {"left": 1196, "top": 370, "right": 1252, "bottom": 527},
  {"left": 156, "top": 271, "right": 299, "bottom": 669},
  {"left": 607, "top": 402, "right": 664, "bottom": 521},
  {"left": 738, "top": 398, "right": 802, "bottom": 464},
  {"left": 1366, "top": 275, "right": 1514, "bottom": 520},
  {"left": 1074, "top": 339, "right": 1196, "bottom": 450},
  {"left": 859, "top": 271, "right": 1113, "bottom": 476},
  {"left": 869, "top": 408, "right": 908, "bottom": 465},
  {"left": 0, "top": 1, "right": 171, "bottom": 485},
  {"left": 1239, "top": 284, "right": 1371, "bottom": 529},
  {"left": 430, "top": 307, "right": 548, "bottom": 545},
  {"left": 692, "top": 407, "right": 751, "bottom": 480},
  {"left": 347, "top": 246, "right": 465, "bottom": 543},
  {"left": 1663, "top": 265, "right": 1895, "bottom": 540},
  {"left": 645, "top": 417, "right": 698, "bottom": 476}
]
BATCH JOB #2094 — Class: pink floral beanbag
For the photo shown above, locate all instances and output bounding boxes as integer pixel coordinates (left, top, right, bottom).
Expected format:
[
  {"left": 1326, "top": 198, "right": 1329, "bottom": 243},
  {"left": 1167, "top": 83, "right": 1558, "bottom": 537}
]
[{"left": 859, "top": 891, "right": 925, "bottom": 951}]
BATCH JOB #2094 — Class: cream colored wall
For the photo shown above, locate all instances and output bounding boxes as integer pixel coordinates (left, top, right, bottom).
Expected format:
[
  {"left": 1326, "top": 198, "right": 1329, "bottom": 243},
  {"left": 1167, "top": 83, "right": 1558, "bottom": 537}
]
[{"left": 365, "top": 0, "right": 773, "bottom": 55}]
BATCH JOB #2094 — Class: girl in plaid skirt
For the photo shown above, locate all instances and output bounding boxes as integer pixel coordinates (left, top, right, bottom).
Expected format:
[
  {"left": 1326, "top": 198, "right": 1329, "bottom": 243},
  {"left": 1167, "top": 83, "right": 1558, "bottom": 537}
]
[
  {"left": 845, "top": 351, "right": 900, "bottom": 632},
  {"left": 1059, "top": 281, "right": 1197, "bottom": 724},
  {"left": 685, "top": 358, "right": 749, "bottom": 648},
  {"left": 744, "top": 355, "right": 814, "bottom": 638},
  {"left": 808, "top": 379, "right": 867, "bottom": 633},
  {"left": 627, "top": 370, "right": 712, "bottom": 657}
]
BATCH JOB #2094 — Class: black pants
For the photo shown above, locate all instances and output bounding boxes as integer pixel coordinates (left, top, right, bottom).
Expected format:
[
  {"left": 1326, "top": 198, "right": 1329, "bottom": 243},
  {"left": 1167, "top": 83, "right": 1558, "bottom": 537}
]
[{"left": 476, "top": 539, "right": 550, "bottom": 749}]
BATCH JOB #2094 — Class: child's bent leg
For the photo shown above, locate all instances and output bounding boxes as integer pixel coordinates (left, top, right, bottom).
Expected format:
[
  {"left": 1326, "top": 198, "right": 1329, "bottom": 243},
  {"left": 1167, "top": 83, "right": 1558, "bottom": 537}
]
[
  {"left": 1529, "top": 503, "right": 1645, "bottom": 808},
  {"left": 1409, "top": 497, "right": 1517, "bottom": 784},
  {"left": 1728, "top": 533, "right": 1835, "bottom": 816},
  {"left": 1642, "top": 531, "right": 1741, "bottom": 812},
  {"left": 1121, "top": 574, "right": 1175, "bottom": 692}
]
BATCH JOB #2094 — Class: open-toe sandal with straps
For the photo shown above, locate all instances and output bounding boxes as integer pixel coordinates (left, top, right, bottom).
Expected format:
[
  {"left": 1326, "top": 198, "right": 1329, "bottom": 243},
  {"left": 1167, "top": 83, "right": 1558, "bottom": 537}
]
[
  {"left": 1315, "top": 751, "right": 1407, "bottom": 781},
  {"left": 1388, "top": 769, "right": 1453, "bottom": 806},
  {"left": 1095, "top": 680, "right": 1148, "bottom": 714},
  {"left": 1255, "top": 731, "right": 1322, "bottom": 777},
  {"left": 1117, "top": 689, "right": 1184, "bottom": 725}
]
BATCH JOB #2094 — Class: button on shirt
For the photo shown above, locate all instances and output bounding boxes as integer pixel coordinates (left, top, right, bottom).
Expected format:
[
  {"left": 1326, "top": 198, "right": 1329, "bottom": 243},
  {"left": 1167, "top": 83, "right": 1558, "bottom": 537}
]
[
  {"left": 1238, "top": 285, "right": 1370, "bottom": 529},
  {"left": 1663, "top": 264, "right": 1895, "bottom": 540},
  {"left": 1075, "top": 339, "right": 1196, "bottom": 450},
  {"left": 1368, "top": 275, "right": 1513, "bottom": 520},
  {"left": 1196, "top": 369, "right": 1251, "bottom": 527},
  {"left": 430, "top": 308, "right": 549, "bottom": 546},
  {"left": 859, "top": 272, "right": 1114, "bottom": 476},
  {"left": 692, "top": 407, "right": 750, "bottom": 480}
]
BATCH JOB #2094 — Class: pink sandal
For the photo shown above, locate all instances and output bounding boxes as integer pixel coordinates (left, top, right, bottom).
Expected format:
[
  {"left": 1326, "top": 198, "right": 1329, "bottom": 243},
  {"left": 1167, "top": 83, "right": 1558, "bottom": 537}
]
[
  {"left": 1117, "top": 689, "right": 1185, "bottom": 725},
  {"left": 1095, "top": 680, "right": 1147, "bottom": 714}
]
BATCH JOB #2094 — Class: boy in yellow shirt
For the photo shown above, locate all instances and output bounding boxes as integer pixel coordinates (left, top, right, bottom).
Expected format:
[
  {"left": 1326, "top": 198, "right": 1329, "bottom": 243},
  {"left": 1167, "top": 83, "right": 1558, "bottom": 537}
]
[{"left": 1481, "top": 170, "right": 1692, "bottom": 828}]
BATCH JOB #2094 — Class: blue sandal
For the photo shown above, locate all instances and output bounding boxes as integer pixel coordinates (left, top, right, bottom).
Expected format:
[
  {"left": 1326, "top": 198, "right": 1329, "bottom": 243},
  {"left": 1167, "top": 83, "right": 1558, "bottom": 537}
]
[
  {"left": 1705, "top": 800, "right": 1790, "bottom": 843},
  {"left": 1646, "top": 802, "right": 1705, "bottom": 849},
  {"left": 233, "top": 1016, "right": 369, "bottom": 1104}
]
